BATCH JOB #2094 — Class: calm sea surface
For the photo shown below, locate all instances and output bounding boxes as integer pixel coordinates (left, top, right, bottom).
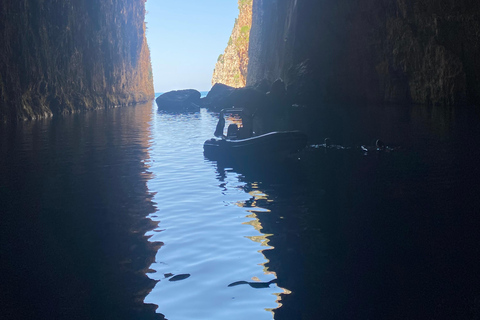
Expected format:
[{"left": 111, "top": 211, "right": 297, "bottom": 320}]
[{"left": 1, "top": 96, "right": 480, "bottom": 320}]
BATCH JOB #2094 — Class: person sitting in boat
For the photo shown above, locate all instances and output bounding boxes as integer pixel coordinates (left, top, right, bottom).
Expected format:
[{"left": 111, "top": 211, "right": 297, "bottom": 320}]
[
  {"left": 237, "top": 111, "right": 253, "bottom": 139},
  {"left": 214, "top": 111, "right": 226, "bottom": 138},
  {"left": 226, "top": 124, "right": 239, "bottom": 139}
]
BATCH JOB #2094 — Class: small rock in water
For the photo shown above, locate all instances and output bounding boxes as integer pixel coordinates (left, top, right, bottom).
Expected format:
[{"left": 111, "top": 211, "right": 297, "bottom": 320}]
[{"left": 156, "top": 89, "right": 201, "bottom": 112}]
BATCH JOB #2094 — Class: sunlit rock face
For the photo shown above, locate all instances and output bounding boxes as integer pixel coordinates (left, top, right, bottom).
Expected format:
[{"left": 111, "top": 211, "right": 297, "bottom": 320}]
[
  {"left": 211, "top": 0, "right": 253, "bottom": 88},
  {"left": 0, "top": 0, "right": 154, "bottom": 121},
  {"left": 247, "top": 0, "right": 480, "bottom": 106}
]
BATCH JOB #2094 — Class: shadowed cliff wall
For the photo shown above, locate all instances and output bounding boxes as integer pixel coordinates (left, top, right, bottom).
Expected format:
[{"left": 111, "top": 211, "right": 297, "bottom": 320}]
[
  {"left": 0, "top": 0, "right": 154, "bottom": 121},
  {"left": 247, "top": 0, "right": 480, "bottom": 106}
]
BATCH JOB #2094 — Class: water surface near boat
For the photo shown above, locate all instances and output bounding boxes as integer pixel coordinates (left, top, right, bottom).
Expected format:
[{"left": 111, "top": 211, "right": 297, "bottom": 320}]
[{"left": 1, "top": 99, "right": 480, "bottom": 319}]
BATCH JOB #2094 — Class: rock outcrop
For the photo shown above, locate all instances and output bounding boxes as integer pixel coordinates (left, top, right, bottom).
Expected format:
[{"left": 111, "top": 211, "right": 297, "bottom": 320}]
[
  {"left": 202, "top": 83, "right": 269, "bottom": 113},
  {"left": 0, "top": 0, "right": 154, "bottom": 122},
  {"left": 202, "top": 81, "right": 296, "bottom": 135},
  {"left": 201, "top": 83, "right": 236, "bottom": 111},
  {"left": 247, "top": 0, "right": 480, "bottom": 106},
  {"left": 211, "top": 0, "right": 252, "bottom": 88},
  {"left": 156, "top": 89, "right": 201, "bottom": 112}
]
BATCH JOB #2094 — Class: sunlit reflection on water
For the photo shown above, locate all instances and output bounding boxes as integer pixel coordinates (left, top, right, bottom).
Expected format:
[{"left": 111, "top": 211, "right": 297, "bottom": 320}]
[
  {"left": 4, "top": 95, "right": 480, "bottom": 319},
  {"left": 143, "top": 106, "right": 286, "bottom": 319},
  {"left": 236, "top": 185, "right": 293, "bottom": 316}
]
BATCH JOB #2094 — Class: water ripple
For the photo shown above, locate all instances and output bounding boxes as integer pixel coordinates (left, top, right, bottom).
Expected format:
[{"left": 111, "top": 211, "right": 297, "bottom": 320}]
[{"left": 144, "top": 108, "right": 284, "bottom": 320}]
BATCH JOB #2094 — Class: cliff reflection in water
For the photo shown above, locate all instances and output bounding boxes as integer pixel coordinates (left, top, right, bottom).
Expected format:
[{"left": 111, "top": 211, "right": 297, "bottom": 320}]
[
  {"left": 206, "top": 103, "right": 480, "bottom": 320},
  {"left": 3, "top": 100, "right": 478, "bottom": 319},
  {"left": 0, "top": 103, "right": 162, "bottom": 320},
  {"left": 215, "top": 159, "right": 312, "bottom": 319},
  {"left": 223, "top": 167, "right": 293, "bottom": 314}
]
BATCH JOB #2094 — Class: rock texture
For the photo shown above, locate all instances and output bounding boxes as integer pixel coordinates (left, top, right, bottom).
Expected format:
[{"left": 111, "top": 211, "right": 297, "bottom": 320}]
[
  {"left": 0, "top": 0, "right": 154, "bottom": 122},
  {"left": 207, "top": 85, "right": 267, "bottom": 113},
  {"left": 211, "top": 0, "right": 252, "bottom": 88},
  {"left": 247, "top": 0, "right": 480, "bottom": 106},
  {"left": 156, "top": 89, "right": 201, "bottom": 112}
]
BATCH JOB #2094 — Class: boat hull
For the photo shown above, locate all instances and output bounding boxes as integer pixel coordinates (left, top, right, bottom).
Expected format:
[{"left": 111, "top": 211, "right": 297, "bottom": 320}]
[{"left": 203, "top": 131, "right": 308, "bottom": 160}]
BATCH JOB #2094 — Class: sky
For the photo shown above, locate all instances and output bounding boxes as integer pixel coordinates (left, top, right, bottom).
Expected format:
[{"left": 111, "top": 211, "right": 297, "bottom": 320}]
[{"left": 145, "top": 0, "right": 239, "bottom": 93}]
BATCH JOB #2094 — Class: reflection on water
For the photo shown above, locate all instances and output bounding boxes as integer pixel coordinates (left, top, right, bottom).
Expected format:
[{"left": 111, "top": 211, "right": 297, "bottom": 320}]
[
  {"left": 233, "top": 181, "right": 293, "bottom": 313},
  {"left": 144, "top": 102, "right": 480, "bottom": 319},
  {"left": 0, "top": 104, "right": 162, "bottom": 320},
  {"left": 238, "top": 104, "right": 480, "bottom": 320},
  {"left": 1, "top": 99, "right": 480, "bottom": 319},
  {"left": 144, "top": 108, "right": 285, "bottom": 320}
]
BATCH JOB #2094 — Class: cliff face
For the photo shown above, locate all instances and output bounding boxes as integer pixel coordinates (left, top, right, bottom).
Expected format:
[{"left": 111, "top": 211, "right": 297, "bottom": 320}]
[
  {"left": 211, "top": 0, "right": 252, "bottom": 88},
  {"left": 0, "top": 0, "right": 154, "bottom": 121},
  {"left": 247, "top": 0, "right": 480, "bottom": 106}
]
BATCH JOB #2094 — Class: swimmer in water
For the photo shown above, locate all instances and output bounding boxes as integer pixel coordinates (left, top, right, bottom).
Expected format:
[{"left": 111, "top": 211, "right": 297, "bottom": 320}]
[
  {"left": 361, "top": 139, "right": 386, "bottom": 152},
  {"left": 376, "top": 139, "right": 385, "bottom": 150},
  {"left": 324, "top": 138, "right": 331, "bottom": 147}
]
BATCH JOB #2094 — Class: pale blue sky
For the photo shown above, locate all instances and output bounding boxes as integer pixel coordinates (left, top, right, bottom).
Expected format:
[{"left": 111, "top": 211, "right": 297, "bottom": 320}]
[{"left": 145, "top": 1, "right": 239, "bottom": 93}]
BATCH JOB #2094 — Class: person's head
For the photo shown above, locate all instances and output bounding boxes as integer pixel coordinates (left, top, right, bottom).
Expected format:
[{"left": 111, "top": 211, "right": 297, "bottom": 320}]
[
  {"left": 376, "top": 139, "right": 385, "bottom": 149},
  {"left": 324, "top": 138, "right": 331, "bottom": 147}
]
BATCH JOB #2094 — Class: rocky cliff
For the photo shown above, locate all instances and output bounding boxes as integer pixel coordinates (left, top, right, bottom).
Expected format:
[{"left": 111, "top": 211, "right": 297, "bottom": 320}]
[
  {"left": 211, "top": 0, "right": 252, "bottom": 88},
  {"left": 0, "top": 0, "right": 154, "bottom": 122},
  {"left": 247, "top": 0, "right": 480, "bottom": 106}
]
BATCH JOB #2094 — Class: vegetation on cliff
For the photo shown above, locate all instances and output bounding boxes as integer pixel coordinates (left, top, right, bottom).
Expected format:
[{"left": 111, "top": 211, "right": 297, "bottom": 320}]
[
  {"left": 211, "top": 0, "right": 252, "bottom": 88},
  {"left": 0, "top": 0, "right": 154, "bottom": 121}
]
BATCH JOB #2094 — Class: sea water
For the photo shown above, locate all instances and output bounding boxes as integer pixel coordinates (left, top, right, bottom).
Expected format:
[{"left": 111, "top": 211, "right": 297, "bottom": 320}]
[{"left": 1, "top": 96, "right": 480, "bottom": 319}]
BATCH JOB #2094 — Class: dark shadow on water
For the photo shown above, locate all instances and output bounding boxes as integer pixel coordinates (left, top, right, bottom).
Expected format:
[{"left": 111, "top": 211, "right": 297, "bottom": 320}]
[
  {"left": 0, "top": 105, "right": 165, "bottom": 320},
  {"left": 211, "top": 104, "right": 480, "bottom": 319}
]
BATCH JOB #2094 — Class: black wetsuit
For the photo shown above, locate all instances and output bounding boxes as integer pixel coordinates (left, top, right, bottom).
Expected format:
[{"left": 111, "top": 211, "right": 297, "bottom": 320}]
[{"left": 214, "top": 116, "right": 225, "bottom": 137}]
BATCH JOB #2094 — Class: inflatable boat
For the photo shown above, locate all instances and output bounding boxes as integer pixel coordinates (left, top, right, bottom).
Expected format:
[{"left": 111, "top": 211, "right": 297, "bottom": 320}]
[{"left": 203, "top": 131, "right": 308, "bottom": 159}]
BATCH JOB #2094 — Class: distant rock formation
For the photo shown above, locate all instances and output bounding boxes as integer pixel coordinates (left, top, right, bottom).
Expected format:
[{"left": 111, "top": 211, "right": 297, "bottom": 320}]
[
  {"left": 211, "top": 0, "right": 252, "bottom": 88},
  {"left": 200, "top": 80, "right": 299, "bottom": 135},
  {"left": 201, "top": 83, "right": 236, "bottom": 110},
  {"left": 0, "top": 0, "right": 154, "bottom": 121},
  {"left": 156, "top": 89, "right": 201, "bottom": 112},
  {"left": 247, "top": 0, "right": 480, "bottom": 106}
]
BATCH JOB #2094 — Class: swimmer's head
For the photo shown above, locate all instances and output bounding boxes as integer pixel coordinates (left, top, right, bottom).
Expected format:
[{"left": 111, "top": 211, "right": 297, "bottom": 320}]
[{"left": 376, "top": 139, "right": 385, "bottom": 149}]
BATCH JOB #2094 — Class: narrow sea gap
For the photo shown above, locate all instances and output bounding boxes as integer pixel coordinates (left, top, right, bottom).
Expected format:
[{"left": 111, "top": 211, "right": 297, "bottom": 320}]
[{"left": 3, "top": 1, "right": 480, "bottom": 319}]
